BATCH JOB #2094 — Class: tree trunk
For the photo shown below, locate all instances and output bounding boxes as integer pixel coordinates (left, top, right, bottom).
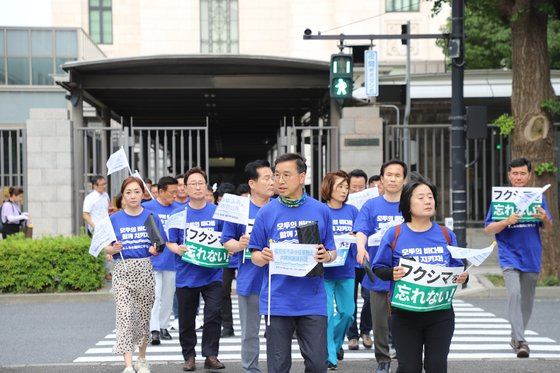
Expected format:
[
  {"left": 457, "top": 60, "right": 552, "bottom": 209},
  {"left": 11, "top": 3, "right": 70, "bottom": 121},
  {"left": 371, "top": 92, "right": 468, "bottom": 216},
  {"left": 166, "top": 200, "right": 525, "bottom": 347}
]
[{"left": 510, "top": 1, "right": 560, "bottom": 278}]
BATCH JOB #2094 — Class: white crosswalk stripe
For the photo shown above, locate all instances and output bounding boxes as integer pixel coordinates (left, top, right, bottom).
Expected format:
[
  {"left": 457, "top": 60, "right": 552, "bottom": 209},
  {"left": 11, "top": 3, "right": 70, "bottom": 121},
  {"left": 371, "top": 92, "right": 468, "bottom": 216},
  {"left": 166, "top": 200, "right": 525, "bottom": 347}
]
[{"left": 74, "top": 297, "right": 560, "bottom": 362}]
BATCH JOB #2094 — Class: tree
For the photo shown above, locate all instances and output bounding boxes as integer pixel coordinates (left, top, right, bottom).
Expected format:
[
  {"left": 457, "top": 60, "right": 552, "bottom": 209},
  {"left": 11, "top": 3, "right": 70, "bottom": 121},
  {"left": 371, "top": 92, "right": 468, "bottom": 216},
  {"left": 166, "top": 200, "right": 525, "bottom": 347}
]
[{"left": 435, "top": 0, "right": 560, "bottom": 277}]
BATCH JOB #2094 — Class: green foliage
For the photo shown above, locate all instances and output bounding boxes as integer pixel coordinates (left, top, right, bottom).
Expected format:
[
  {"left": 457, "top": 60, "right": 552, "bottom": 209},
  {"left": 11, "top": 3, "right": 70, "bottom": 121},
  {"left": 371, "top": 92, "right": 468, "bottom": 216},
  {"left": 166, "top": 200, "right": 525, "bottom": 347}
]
[
  {"left": 539, "top": 275, "right": 560, "bottom": 287},
  {"left": 434, "top": 2, "right": 560, "bottom": 69},
  {"left": 486, "top": 274, "right": 505, "bottom": 287},
  {"left": 492, "top": 114, "right": 516, "bottom": 136},
  {"left": 541, "top": 99, "right": 560, "bottom": 115},
  {"left": 0, "top": 233, "right": 105, "bottom": 293},
  {"left": 534, "top": 162, "right": 558, "bottom": 176}
]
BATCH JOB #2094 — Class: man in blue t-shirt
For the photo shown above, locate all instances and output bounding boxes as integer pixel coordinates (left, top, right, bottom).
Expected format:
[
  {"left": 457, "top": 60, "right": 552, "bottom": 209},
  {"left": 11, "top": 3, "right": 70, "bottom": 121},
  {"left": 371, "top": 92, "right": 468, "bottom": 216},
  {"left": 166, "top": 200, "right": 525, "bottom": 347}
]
[
  {"left": 354, "top": 159, "right": 407, "bottom": 373},
  {"left": 166, "top": 167, "right": 225, "bottom": 371},
  {"left": 484, "top": 157, "right": 552, "bottom": 358},
  {"left": 249, "top": 153, "right": 336, "bottom": 373},
  {"left": 221, "top": 160, "right": 274, "bottom": 373},
  {"left": 142, "top": 176, "right": 179, "bottom": 345}
]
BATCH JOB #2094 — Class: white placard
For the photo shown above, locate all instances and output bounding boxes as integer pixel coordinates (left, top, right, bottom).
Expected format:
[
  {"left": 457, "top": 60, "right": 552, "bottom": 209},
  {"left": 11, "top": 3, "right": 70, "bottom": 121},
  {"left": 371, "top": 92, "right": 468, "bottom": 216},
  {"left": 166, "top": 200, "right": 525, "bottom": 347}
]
[
  {"left": 269, "top": 242, "right": 317, "bottom": 277},
  {"left": 212, "top": 193, "right": 250, "bottom": 225},
  {"left": 347, "top": 187, "right": 379, "bottom": 210}
]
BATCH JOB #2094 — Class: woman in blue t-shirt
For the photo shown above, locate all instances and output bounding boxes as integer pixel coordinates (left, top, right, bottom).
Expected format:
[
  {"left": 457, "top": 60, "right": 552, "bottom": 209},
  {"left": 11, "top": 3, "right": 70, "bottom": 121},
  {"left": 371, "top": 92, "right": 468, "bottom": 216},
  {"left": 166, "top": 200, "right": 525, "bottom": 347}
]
[
  {"left": 372, "top": 177, "right": 468, "bottom": 373},
  {"left": 104, "top": 176, "right": 164, "bottom": 373},
  {"left": 321, "top": 170, "right": 359, "bottom": 370}
]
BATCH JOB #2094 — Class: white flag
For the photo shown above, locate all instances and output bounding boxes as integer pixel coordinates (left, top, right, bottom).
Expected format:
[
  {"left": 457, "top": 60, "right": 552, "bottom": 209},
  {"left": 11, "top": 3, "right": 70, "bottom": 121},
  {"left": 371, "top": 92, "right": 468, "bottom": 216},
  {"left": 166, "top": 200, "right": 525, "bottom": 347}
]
[
  {"left": 515, "top": 184, "right": 550, "bottom": 215},
  {"left": 166, "top": 208, "right": 187, "bottom": 231},
  {"left": 347, "top": 187, "right": 379, "bottom": 210},
  {"left": 106, "top": 147, "right": 131, "bottom": 175},
  {"left": 447, "top": 242, "right": 496, "bottom": 267},
  {"left": 89, "top": 216, "right": 117, "bottom": 257},
  {"left": 212, "top": 193, "right": 250, "bottom": 225},
  {"left": 269, "top": 242, "right": 317, "bottom": 277}
]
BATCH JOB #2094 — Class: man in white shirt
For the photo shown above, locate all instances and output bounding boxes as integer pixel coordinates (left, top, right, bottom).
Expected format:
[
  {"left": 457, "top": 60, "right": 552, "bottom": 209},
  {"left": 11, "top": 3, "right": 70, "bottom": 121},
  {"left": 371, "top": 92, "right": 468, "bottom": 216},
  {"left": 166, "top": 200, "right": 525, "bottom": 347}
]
[{"left": 82, "top": 176, "right": 111, "bottom": 235}]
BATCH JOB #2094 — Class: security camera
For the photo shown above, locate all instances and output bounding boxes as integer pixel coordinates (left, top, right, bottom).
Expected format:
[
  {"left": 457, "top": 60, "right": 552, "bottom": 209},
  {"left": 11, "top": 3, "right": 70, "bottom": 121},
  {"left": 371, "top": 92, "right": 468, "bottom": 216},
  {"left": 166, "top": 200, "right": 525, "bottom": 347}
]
[{"left": 304, "top": 28, "right": 312, "bottom": 36}]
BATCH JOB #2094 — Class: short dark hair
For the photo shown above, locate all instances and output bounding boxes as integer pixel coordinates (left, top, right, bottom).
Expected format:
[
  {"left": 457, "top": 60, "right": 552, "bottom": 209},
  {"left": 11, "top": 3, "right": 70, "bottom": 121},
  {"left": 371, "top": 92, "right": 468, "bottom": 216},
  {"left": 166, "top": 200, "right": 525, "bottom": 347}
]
[
  {"left": 91, "top": 175, "right": 105, "bottom": 187},
  {"left": 368, "top": 175, "right": 380, "bottom": 184},
  {"left": 185, "top": 167, "right": 208, "bottom": 183},
  {"left": 235, "top": 183, "right": 251, "bottom": 195},
  {"left": 380, "top": 159, "right": 408, "bottom": 178},
  {"left": 244, "top": 160, "right": 271, "bottom": 183},
  {"left": 508, "top": 157, "right": 532, "bottom": 172},
  {"left": 8, "top": 186, "right": 24, "bottom": 197},
  {"left": 399, "top": 176, "right": 438, "bottom": 222},
  {"left": 157, "top": 176, "right": 178, "bottom": 191},
  {"left": 348, "top": 169, "right": 368, "bottom": 183},
  {"left": 321, "top": 170, "right": 350, "bottom": 202},
  {"left": 274, "top": 153, "right": 307, "bottom": 174},
  {"left": 145, "top": 178, "right": 153, "bottom": 186},
  {"left": 216, "top": 182, "right": 236, "bottom": 197},
  {"left": 175, "top": 173, "right": 185, "bottom": 181}
]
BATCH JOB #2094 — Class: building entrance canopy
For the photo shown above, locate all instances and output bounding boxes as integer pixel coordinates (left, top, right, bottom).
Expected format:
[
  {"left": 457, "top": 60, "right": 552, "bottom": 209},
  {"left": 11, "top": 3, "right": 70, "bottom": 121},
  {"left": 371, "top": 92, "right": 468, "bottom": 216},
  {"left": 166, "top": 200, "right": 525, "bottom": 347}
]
[{"left": 59, "top": 55, "right": 330, "bottom": 168}]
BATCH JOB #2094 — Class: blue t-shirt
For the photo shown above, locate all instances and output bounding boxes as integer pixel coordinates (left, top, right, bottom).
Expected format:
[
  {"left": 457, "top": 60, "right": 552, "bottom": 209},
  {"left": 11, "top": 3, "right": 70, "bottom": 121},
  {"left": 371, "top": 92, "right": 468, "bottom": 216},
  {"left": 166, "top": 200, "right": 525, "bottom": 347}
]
[
  {"left": 324, "top": 203, "right": 358, "bottom": 280},
  {"left": 174, "top": 200, "right": 189, "bottom": 209},
  {"left": 485, "top": 196, "right": 551, "bottom": 273},
  {"left": 142, "top": 199, "right": 180, "bottom": 271},
  {"left": 248, "top": 197, "right": 336, "bottom": 317},
  {"left": 221, "top": 200, "right": 270, "bottom": 296},
  {"left": 372, "top": 222, "right": 462, "bottom": 295},
  {"left": 168, "top": 202, "right": 224, "bottom": 288},
  {"left": 353, "top": 196, "right": 404, "bottom": 292},
  {"left": 110, "top": 209, "right": 167, "bottom": 260}
]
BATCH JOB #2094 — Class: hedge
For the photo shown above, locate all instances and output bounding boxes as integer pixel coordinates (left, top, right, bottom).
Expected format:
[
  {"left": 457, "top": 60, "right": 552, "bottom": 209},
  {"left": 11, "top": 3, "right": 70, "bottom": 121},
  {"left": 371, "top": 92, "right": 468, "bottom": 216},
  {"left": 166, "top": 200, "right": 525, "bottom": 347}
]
[{"left": 0, "top": 233, "right": 106, "bottom": 293}]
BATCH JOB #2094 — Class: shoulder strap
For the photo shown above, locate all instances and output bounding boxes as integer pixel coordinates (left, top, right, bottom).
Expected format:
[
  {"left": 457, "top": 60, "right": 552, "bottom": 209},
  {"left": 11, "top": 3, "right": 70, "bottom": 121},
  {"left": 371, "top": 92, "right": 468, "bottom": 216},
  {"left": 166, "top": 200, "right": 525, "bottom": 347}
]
[
  {"left": 439, "top": 225, "right": 451, "bottom": 245},
  {"left": 391, "top": 223, "right": 402, "bottom": 252}
]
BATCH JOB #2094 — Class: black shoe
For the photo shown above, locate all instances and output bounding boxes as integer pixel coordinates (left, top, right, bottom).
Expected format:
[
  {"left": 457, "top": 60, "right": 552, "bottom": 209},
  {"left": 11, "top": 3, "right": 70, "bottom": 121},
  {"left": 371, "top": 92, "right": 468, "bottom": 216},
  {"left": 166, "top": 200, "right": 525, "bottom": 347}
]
[
  {"left": 337, "top": 347, "right": 344, "bottom": 361},
  {"left": 160, "top": 328, "right": 172, "bottom": 340},
  {"left": 221, "top": 328, "right": 235, "bottom": 338},
  {"left": 151, "top": 330, "right": 161, "bottom": 345},
  {"left": 328, "top": 362, "right": 338, "bottom": 370},
  {"left": 376, "top": 361, "right": 391, "bottom": 373}
]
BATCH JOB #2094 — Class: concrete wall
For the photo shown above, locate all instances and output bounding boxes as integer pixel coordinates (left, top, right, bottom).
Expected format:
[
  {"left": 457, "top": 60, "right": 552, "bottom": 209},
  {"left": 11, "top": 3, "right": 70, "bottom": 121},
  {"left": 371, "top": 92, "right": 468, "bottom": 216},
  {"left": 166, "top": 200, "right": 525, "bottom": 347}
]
[
  {"left": 26, "top": 108, "right": 73, "bottom": 237},
  {"left": 339, "top": 105, "right": 384, "bottom": 178}
]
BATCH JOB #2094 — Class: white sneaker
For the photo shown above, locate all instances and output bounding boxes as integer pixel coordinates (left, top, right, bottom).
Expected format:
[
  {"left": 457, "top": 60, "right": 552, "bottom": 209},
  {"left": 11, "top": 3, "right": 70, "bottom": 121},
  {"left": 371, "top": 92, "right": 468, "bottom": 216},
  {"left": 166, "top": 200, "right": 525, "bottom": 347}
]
[
  {"left": 195, "top": 314, "right": 204, "bottom": 330},
  {"left": 134, "top": 357, "right": 151, "bottom": 373},
  {"left": 122, "top": 367, "right": 135, "bottom": 373}
]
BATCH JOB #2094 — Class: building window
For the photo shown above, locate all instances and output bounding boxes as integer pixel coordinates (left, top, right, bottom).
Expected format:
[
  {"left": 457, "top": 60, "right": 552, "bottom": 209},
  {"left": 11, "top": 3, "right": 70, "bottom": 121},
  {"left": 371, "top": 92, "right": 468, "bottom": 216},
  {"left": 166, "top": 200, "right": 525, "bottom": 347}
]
[
  {"left": 386, "top": 0, "right": 420, "bottom": 12},
  {"left": 0, "top": 30, "right": 5, "bottom": 85},
  {"left": 89, "top": 0, "right": 113, "bottom": 44},
  {"left": 6, "top": 30, "right": 29, "bottom": 85},
  {"left": 200, "top": 0, "right": 239, "bottom": 53}
]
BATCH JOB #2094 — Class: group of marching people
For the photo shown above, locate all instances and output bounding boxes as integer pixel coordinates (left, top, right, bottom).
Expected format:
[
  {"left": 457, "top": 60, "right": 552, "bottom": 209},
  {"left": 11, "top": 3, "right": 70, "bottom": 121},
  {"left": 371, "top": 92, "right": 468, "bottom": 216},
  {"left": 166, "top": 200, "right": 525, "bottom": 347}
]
[{"left": 99, "top": 153, "right": 551, "bottom": 373}]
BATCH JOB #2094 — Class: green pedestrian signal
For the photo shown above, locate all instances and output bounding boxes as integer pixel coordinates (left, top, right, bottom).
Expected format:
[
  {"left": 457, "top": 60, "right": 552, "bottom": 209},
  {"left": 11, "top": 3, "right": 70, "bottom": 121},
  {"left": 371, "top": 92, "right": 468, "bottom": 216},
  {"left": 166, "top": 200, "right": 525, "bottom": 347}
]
[{"left": 330, "top": 53, "right": 353, "bottom": 99}]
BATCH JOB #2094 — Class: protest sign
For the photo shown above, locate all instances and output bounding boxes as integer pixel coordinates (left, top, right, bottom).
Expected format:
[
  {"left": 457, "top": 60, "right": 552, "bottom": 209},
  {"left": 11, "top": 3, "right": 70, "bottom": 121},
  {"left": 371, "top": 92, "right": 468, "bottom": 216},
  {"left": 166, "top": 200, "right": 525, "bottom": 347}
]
[
  {"left": 367, "top": 218, "right": 404, "bottom": 247},
  {"left": 347, "top": 187, "right": 379, "bottom": 210},
  {"left": 269, "top": 242, "right": 318, "bottom": 277},
  {"left": 181, "top": 227, "right": 229, "bottom": 268},
  {"left": 325, "top": 233, "right": 355, "bottom": 268},
  {"left": 106, "top": 146, "right": 131, "bottom": 175},
  {"left": 243, "top": 219, "right": 255, "bottom": 261},
  {"left": 491, "top": 186, "right": 547, "bottom": 222},
  {"left": 166, "top": 208, "right": 187, "bottom": 231},
  {"left": 447, "top": 242, "right": 495, "bottom": 267},
  {"left": 89, "top": 216, "right": 117, "bottom": 257},
  {"left": 213, "top": 193, "right": 250, "bottom": 225},
  {"left": 391, "top": 258, "right": 463, "bottom": 312}
]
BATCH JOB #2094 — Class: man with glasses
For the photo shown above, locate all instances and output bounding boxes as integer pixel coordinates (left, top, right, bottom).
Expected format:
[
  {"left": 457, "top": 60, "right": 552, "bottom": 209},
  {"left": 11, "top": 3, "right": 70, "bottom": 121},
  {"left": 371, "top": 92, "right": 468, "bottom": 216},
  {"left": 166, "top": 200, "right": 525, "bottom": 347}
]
[
  {"left": 249, "top": 153, "right": 336, "bottom": 373},
  {"left": 143, "top": 176, "right": 180, "bottom": 345},
  {"left": 167, "top": 167, "right": 225, "bottom": 371},
  {"left": 82, "top": 175, "right": 111, "bottom": 236}
]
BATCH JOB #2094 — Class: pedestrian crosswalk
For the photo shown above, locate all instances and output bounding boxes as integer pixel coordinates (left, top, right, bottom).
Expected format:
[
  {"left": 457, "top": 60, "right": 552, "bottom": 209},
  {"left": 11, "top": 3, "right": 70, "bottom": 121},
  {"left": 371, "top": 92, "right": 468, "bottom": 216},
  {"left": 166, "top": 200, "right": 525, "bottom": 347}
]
[{"left": 74, "top": 297, "right": 560, "bottom": 363}]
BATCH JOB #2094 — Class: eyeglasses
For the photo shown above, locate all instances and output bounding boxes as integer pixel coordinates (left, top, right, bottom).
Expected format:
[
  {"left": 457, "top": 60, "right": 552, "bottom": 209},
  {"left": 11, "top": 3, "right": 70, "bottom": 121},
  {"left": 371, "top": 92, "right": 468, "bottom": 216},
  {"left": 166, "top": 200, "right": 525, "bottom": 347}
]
[
  {"left": 187, "top": 182, "right": 206, "bottom": 187},
  {"left": 273, "top": 172, "right": 295, "bottom": 181}
]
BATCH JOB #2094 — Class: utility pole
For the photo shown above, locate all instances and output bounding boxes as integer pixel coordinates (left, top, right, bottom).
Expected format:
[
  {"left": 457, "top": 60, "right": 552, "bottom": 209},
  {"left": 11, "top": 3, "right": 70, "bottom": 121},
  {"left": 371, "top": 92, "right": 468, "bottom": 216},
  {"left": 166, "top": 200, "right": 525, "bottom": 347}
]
[{"left": 450, "top": 0, "right": 467, "bottom": 246}]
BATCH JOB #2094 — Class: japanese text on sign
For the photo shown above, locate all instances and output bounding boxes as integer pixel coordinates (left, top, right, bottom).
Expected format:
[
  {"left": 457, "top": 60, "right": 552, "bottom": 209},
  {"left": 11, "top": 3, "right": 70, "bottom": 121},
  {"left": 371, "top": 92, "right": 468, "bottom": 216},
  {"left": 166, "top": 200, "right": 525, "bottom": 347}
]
[{"left": 181, "top": 227, "right": 230, "bottom": 268}]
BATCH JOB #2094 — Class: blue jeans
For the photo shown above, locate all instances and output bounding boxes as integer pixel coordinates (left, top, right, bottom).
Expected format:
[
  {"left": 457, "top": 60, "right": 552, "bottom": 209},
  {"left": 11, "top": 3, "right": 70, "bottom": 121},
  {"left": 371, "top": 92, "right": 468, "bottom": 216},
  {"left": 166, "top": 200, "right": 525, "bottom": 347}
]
[{"left": 325, "top": 278, "right": 355, "bottom": 365}]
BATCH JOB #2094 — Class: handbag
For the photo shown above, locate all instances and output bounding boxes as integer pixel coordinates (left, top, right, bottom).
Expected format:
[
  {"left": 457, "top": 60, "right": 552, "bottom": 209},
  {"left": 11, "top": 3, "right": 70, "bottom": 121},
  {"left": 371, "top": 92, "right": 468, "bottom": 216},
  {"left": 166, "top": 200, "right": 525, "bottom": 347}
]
[{"left": 296, "top": 221, "right": 323, "bottom": 277}]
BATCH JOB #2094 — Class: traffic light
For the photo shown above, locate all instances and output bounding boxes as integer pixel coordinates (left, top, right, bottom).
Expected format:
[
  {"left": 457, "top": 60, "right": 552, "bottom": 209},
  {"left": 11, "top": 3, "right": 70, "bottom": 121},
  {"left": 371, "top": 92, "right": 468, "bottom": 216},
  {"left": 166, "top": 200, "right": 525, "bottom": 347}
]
[
  {"left": 401, "top": 24, "right": 408, "bottom": 45},
  {"left": 330, "top": 53, "right": 353, "bottom": 99}
]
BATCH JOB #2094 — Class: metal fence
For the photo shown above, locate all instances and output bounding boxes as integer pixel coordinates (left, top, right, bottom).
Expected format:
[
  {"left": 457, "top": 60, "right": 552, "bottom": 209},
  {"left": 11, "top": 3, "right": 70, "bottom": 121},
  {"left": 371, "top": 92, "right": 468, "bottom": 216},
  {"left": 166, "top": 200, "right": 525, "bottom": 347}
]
[
  {"left": 273, "top": 119, "right": 339, "bottom": 199},
  {"left": 72, "top": 122, "right": 208, "bottom": 233},
  {"left": 0, "top": 127, "right": 26, "bottom": 205},
  {"left": 384, "top": 124, "right": 513, "bottom": 225}
]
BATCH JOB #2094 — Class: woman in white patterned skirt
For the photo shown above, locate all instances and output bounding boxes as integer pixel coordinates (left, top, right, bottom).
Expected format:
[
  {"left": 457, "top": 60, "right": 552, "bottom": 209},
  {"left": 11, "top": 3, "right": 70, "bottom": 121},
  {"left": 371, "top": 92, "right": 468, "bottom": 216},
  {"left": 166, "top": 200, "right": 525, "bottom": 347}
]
[{"left": 104, "top": 176, "right": 166, "bottom": 373}]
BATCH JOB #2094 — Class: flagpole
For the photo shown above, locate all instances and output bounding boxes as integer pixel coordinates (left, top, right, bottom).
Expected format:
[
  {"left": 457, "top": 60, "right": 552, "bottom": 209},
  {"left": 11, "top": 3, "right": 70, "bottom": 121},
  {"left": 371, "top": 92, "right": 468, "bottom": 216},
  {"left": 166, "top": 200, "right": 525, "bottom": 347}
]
[
  {"left": 119, "top": 251, "right": 128, "bottom": 272},
  {"left": 267, "top": 267, "right": 271, "bottom": 327}
]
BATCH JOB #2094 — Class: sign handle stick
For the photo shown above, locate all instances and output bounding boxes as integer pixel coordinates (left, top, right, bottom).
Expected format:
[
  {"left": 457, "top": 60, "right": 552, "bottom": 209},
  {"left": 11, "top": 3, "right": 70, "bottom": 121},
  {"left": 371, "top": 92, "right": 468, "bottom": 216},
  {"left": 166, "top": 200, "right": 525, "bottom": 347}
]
[
  {"left": 267, "top": 268, "right": 271, "bottom": 327},
  {"left": 465, "top": 263, "right": 473, "bottom": 272},
  {"left": 119, "top": 251, "right": 128, "bottom": 272}
]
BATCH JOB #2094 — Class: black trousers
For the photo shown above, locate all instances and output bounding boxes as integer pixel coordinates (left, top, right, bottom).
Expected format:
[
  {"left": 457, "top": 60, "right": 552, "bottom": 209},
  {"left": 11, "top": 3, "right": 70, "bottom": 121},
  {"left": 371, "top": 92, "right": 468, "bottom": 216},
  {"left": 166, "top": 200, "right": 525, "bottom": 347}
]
[
  {"left": 266, "top": 315, "right": 328, "bottom": 373},
  {"left": 221, "top": 267, "right": 236, "bottom": 331},
  {"left": 392, "top": 308, "right": 455, "bottom": 373},
  {"left": 347, "top": 267, "right": 372, "bottom": 339},
  {"left": 176, "top": 282, "right": 222, "bottom": 359}
]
